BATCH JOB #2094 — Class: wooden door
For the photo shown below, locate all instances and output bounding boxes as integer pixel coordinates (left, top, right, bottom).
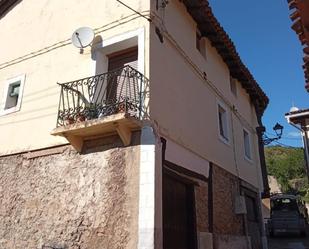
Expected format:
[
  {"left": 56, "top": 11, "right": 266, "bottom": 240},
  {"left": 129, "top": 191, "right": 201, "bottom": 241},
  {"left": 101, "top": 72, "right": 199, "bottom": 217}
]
[
  {"left": 108, "top": 47, "right": 138, "bottom": 71},
  {"left": 163, "top": 171, "right": 197, "bottom": 249},
  {"left": 107, "top": 47, "right": 138, "bottom": 103},
  {"left": 245, "top": 194, "right": 262, "bottom": 249}
]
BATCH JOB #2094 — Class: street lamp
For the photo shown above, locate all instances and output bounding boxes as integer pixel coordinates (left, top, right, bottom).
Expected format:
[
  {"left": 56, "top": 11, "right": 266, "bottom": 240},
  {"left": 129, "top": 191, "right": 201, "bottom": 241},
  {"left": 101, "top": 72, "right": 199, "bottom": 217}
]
[
  {"left": 263, "top": 123, "right": 284, "bottom": 145},
  {"left": 273, "top": 122, "right": 284, "bottom": 138}
]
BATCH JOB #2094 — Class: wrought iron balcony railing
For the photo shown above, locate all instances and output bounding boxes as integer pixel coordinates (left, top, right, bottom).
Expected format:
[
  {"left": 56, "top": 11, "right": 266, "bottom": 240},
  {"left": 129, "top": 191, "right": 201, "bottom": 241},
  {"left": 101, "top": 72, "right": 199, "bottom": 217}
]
[{"left": 56, "top": 65, "right": 148, "bottom": 127}]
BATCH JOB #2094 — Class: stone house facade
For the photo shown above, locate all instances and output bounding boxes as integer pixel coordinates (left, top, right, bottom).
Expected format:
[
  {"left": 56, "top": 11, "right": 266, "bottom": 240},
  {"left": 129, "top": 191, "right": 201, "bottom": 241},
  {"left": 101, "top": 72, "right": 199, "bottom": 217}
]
[{"left": 0, "top": 0, "right": 269, "bottom": 249}]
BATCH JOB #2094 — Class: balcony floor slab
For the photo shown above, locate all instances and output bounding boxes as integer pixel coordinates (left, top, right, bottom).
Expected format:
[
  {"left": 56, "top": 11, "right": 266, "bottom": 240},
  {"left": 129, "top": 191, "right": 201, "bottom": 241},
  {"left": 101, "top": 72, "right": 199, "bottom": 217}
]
[{"left": 51, "top": 113, "right": 142, "bottom": 152}]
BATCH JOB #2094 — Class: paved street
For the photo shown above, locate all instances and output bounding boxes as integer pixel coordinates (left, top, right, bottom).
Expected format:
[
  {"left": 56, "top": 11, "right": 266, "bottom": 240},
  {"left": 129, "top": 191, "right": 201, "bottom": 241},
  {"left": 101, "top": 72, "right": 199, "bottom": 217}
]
[
  {"left": 269, "top": 236, "right": 309, "bottom": 249},
  {"left": 268, "top": 227, "right": 309, "bottom": 249}
]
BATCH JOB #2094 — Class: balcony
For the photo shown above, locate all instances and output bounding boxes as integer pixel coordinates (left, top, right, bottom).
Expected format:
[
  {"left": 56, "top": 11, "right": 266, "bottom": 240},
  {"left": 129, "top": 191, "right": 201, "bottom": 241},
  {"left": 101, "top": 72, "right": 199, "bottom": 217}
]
[{"left": 51, "top": 66, "right": 148, "bottom": 152}]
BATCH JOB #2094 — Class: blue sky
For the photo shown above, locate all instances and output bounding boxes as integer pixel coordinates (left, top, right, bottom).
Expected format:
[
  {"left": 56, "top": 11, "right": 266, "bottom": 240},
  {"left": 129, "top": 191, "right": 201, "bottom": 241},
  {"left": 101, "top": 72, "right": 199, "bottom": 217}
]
[{"left": 208, "top": 0, "right": 308, "bottom": 147}]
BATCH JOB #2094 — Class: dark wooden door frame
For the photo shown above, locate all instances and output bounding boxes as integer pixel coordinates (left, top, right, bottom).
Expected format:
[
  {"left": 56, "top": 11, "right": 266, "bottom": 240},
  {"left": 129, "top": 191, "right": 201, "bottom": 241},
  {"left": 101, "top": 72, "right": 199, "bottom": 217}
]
[
  {"left": 240, "top": 185, "right": 263, "bottom": 249},
  {"left": 106, "top": 46, "right": 138, "bottom": 102},
  {"left": 162, "top": 165, "right": 198, "bottom": 249}
]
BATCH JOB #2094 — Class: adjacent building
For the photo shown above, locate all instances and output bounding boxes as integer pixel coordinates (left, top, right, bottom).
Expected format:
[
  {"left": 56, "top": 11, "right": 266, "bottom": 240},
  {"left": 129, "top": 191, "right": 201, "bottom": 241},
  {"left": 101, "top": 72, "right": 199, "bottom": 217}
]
[
  {"left": 0, "top": 0, "right": 269, "bottom": 248},
  {"left": 286, "top": 0, "right": 309, "bottom": 176},
  {"left": 285, "top": 108, "right": 309, "bottom": 175}
]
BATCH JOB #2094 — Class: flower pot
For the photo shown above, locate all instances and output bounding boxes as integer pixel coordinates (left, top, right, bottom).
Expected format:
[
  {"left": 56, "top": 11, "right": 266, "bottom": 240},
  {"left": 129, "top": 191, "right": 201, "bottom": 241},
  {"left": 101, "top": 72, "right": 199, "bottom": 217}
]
[
  {"left": 64, "top": 117, "right": 75, "bottom": 125},
  {"left": 76, "top": 114, "right": 86, "bottom": 122}
]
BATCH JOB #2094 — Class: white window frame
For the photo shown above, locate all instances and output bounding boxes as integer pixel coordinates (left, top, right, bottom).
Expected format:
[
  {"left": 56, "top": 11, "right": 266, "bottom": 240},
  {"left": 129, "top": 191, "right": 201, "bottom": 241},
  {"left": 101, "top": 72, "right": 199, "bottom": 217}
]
[
  {"left": 217, "top": 100, "right": 230, "bottom": 144},
  {"left": 92, "top": 28, "right": 144, "bottom": 75},
  {"left": 243, "top": 128, "right": 252, "bottom": 162},
  {"left": 0, "top": 74, "right": 26, "bottom": 116}
]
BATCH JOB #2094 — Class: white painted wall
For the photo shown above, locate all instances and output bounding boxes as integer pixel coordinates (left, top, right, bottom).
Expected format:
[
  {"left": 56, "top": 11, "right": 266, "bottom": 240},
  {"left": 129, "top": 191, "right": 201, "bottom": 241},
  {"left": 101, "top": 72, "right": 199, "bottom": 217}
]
[
  {"left": 0, "top": 0, "right": 150, "bottom": 154},
  {"left": 0, "top": 0, "right": 264, "bottom": 190},
  {"left": 138, "top": 126, "right": 156, "bottom": 249},
  {"left": 149, "top": 0, "right": 263, "bottom": 189}
]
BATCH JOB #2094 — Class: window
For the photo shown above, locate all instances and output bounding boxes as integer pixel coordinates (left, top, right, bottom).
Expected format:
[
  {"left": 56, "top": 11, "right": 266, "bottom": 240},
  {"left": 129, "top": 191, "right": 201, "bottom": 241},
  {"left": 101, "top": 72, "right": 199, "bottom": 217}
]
[
  {"left": 243, "top": 129, "right": 252, "bottom": 160},
  {"left": 230, "top": 76, "right": 237, "bottom": 97},
  {"left": 196, "top": 31, "right": 206, "bottom": 58},
  {"left": 218, "top": 104, "right": 229, "bottom": 142},
  {"left": 196, "top": 32, "right": 202, "bottom": 51},
  {"left": 1, "top": 74, "right": 25, "bottom": 115}
]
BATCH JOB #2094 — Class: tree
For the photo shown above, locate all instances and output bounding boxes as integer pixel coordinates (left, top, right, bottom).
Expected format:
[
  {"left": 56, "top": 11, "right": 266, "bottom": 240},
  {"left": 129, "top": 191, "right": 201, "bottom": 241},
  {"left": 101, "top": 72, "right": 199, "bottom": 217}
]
[{"left": 265, "top": 146, "right": 307, "bottom": 193}]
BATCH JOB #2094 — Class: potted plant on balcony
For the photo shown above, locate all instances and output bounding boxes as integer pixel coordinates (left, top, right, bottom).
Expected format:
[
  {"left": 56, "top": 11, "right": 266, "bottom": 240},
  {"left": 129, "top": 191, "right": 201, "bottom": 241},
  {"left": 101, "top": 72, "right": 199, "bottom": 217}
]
[
  {"left": 64, "top": 116, "right": 75, "bottom": 125},
  {"left": 117, "top": 97, "right": 130, "bottom": 113},
  {"left": 117, "top": 102, "right": 126, "bottom": 113},
  {"left": 75, "top": 113, "right": 86, "bottom": 122},
  {"left": 85, "top": 103, "right": 98, "bottom": 120}
]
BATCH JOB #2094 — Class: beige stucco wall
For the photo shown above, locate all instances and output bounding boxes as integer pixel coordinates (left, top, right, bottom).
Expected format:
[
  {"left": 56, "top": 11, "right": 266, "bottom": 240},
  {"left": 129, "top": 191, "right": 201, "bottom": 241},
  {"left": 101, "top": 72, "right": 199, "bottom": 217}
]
[
  {"left": 149, "top": 0, "right": 263, "bottom": 189},
  {"left": 0, "top": 0, "right": 264, "bottom": 189},
  {"left": 0, "top": 0, "right": 150, "bottom": 155}
]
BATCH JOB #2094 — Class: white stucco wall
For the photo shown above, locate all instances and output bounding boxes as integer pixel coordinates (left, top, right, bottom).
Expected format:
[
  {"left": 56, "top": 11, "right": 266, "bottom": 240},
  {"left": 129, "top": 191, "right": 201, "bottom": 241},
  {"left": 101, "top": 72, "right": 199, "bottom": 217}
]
[
  {"left": 0, "top": 0, "right": 264, "bottom": 189},
  {"left": 149, "top": 0, "right": 263, "bottom": 189},
  {"left": 0, "top": 0, "right": 150, "bottom": 154}
]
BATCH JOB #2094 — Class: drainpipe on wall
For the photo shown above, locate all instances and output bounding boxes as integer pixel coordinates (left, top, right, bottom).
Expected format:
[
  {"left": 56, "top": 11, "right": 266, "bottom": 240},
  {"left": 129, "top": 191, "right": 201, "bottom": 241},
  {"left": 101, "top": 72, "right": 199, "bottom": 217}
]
[
  {"left": 256, "top": 114, "right": 270, "bottom": 249},
  {"left": 256, "top": 122, "right": 270, "bottom": 199}
]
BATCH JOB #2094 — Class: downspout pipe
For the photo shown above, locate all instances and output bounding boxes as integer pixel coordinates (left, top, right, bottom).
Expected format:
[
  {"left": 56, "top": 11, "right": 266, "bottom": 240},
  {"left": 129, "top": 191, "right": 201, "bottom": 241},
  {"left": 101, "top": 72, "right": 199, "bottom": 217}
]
[
  {"left": 255, "top": 105, "right": 270, "bottom": 198},
  {"left": 256, "top": 113, "right": 270, "bottom": 249},
  {"left": 256, "top": 124, "right": 270, "bottom": 198}
]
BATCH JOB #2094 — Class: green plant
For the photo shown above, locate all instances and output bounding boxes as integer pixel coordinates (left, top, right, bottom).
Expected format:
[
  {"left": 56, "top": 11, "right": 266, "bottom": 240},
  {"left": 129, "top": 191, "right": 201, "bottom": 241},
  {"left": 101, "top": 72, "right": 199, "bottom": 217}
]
[{"left": 265, "top": 146, "right": 308, "bottom": 200}]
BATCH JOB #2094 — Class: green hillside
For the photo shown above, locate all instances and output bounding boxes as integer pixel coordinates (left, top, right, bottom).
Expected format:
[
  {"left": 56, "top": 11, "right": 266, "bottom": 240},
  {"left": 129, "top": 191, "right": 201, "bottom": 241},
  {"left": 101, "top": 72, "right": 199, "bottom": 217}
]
[{"left": 265, "top": 146, "right": 309, "bottom": 201}]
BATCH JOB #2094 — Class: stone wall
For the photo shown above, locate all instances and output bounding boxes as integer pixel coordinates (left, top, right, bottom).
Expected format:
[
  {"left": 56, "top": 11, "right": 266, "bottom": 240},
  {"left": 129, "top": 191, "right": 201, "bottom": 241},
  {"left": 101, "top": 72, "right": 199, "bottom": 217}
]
[
  {"left": 212, "top": 164, "right": 244, "bottom": 236},
  {"left": 195, "top": 181, "right": 209, "bottom": 233},
  {"left": 211, "top": 164, "right": 252, "bottom": 249},
  {"left": 0, "top": 134, "right": 140, "bottom": 249}
]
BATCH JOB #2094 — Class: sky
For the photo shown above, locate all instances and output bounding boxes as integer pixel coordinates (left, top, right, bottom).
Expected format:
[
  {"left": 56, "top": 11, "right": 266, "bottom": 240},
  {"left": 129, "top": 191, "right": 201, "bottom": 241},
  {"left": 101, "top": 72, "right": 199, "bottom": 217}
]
[{"left": 208, "top": 0, "right": 308, "bottom": 147}]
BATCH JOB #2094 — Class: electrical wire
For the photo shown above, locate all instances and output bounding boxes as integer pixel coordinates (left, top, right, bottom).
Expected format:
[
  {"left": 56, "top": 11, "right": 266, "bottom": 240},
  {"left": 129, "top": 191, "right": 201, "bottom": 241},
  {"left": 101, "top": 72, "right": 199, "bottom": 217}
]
[
  {"left": 115, "top": 0, "right": 152, "bottom": 22},
  {"left": 265, "top": 131, "right": 302, "bottom": 140},
  {"left": 0, "top": 6, "right": 261, "bottom": 139},
  {"left": 272, "top": 140, "right": 296, "bottom": 148},
  {"left": 0, "top": 13, "right": 149, "bottom": 70},
  {"left": 281, "top": 137, "right": 302, "bottom": 140},
  {"left": 152, "top": 13, "right": 257, "bottom": 134}
]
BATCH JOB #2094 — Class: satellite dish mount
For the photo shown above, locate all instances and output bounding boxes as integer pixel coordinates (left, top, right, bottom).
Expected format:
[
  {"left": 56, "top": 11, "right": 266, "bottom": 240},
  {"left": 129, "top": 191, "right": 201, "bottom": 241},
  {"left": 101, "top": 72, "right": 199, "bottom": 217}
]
[{"left": 71, "top": 27, "right": 95, "bottom": 54}]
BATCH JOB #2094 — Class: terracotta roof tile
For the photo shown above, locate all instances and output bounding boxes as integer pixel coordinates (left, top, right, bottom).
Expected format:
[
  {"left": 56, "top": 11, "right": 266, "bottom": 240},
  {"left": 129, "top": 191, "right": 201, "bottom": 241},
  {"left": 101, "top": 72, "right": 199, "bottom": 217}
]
[
  {"left": 0, "top": 0, "right": 19, "bottom": 18},
  {"left": 288, "top": 0, "right": 309, "bottom": 91},
  {"left": 182, "top": 0, "right": 269, "bottom": 115}
]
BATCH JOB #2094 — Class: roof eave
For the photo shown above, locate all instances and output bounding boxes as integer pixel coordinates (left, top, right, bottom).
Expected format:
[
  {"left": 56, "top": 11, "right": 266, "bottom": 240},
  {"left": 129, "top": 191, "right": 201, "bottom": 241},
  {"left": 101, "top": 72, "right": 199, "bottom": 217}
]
[
  {"left": 0, "top": 0, "right": 20, "bottom": 18},
  {"left": 182, "top": 0, "right": 269, "bottom": 115},
  {"left": 288, "top": 0, "right": 309, "bottom": 91}
]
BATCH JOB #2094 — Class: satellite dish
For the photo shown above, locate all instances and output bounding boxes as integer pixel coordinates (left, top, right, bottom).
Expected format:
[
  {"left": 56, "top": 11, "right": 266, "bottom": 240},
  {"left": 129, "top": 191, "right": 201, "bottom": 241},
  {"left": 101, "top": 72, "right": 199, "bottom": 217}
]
[{"left": 71, "top": 27, "right": 95, "bottom": 53}]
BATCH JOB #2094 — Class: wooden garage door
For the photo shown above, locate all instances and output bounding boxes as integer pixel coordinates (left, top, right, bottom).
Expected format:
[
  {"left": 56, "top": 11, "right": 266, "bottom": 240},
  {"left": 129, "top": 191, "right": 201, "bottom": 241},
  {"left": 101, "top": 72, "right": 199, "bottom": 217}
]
[{"left": 163, "top": 171, "right": 197, "bottom": 249}]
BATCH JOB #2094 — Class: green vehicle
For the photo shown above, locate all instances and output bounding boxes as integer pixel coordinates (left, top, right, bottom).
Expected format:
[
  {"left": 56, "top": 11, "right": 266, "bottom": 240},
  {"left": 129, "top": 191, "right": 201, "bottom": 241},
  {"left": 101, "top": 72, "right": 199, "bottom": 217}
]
[{"left": 268, "top": 194, "right": 307, "bottom": 237}]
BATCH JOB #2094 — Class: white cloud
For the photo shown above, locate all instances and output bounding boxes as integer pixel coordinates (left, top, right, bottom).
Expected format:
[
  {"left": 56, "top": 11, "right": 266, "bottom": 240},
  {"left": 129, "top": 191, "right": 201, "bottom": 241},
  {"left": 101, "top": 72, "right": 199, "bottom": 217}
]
[{"left": 287, "top": 131, "right": 301, "bottom": 137}]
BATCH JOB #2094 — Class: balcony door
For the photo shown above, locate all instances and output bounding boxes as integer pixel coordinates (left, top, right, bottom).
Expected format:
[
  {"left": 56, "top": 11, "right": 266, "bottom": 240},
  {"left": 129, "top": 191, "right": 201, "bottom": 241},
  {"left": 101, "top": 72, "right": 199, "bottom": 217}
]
[{"left": 106, "top": 47, "right": 138, "bottom": 104}]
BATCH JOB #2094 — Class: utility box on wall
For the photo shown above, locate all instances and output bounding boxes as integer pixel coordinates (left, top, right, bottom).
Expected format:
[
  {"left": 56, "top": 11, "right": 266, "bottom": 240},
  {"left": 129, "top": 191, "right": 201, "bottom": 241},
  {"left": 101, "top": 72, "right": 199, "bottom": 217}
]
[{"left": 234, "top": 195, "right": 247, "bottom": 215}]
